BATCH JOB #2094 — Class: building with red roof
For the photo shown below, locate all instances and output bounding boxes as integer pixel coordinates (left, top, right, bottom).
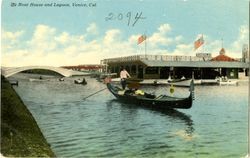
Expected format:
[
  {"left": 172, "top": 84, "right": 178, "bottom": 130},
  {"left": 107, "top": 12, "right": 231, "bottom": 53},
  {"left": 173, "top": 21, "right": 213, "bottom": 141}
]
[
  {"left": 208, "top": 48, "right": 241, "bottom": 79},
  {"left": 211, "top": 48, "right": 237, "bottom": 62}
]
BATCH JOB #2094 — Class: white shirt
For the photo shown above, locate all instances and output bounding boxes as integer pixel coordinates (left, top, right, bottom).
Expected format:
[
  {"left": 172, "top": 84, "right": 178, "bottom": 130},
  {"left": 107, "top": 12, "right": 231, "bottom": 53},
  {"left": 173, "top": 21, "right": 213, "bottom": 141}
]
[{"left": 120, "top": 70, "right": 130, "bottom": 79}]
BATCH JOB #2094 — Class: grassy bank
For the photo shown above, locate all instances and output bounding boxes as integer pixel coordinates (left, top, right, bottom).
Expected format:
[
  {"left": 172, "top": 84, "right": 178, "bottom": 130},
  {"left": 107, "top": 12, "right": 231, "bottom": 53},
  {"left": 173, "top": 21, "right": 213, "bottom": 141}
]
[{"left": 1, "top": 76, "right": 55, "bottom": 157}]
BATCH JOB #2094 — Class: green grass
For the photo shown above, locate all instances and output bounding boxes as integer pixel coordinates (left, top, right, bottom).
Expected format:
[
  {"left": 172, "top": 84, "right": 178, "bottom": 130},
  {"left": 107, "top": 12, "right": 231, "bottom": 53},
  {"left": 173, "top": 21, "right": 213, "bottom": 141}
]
[{"left": 1, "top": 76, "right": 55, "bottom": 157}]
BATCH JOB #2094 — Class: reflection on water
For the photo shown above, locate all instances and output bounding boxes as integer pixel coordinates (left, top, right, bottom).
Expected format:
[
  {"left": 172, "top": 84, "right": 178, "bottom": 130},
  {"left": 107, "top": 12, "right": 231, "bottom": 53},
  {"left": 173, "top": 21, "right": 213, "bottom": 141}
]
[
  {"left": 107, "top": 99, "right": 194, "bottom": 137},
  {"left": 10, "top": 73, "right": 248, "bottom": 158}
]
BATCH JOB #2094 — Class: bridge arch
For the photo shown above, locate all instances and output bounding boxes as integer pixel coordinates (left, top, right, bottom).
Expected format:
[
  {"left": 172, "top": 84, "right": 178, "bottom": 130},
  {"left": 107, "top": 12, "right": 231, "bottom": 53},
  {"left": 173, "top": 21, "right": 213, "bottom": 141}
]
[{"left": 1, "top": 66, "right": 85, "bottom": 77}]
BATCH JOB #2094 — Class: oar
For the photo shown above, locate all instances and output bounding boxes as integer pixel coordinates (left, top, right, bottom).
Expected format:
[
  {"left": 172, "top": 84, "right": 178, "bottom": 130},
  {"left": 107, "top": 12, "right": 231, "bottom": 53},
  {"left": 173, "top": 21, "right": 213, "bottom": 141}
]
[{"left": 83, "top": 87, "right": 107, "bottom": 100}]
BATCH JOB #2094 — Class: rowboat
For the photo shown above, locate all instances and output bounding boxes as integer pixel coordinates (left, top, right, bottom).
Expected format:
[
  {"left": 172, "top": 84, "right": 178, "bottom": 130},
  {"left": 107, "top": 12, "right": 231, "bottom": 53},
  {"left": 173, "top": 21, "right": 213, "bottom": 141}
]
[
  {"left": 74, "top": 78, "right": 87, "bottom": 85},
  {"left": 29, "top": 78, "right": 49, "bottom": 82},
  {"left": 219, "top": 80, "right": 238, "bottom": 86},
  {"left": 106, "top": 80, "right": 194, "bottom": 109}
]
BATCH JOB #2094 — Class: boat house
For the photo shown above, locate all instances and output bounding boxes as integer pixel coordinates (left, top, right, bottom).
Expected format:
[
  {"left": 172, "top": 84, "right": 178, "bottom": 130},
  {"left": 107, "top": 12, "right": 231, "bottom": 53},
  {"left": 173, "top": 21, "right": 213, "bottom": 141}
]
[{"left": 101, "top": 48, "right": 249, "bottom": 80}]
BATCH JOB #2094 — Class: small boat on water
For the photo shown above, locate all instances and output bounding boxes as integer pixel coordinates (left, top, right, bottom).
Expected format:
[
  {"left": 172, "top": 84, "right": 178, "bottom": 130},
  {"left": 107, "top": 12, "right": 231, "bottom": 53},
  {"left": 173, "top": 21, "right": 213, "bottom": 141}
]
[
  {"left": 29, "top": 78, "right": 49, "bottom": 82},
  {"left": 59, "top": 77, "right": 65, "bottom": 81},
  {"left": 9, "top": 80, "right": 18, "bottom": 86},
  {"left": 74, "top": 78, "right": 87, "bottom": 85},
  {"left": 200, "top": 79, "right": 218, "bottom": 85},
  {"left": 167, "top": 76, "right": 189, "bottom": 83},
  {"left": 219, "top": 80, "right": 238, "bottom": 86},
  {"left": 106, "top": 80, "right": 194, "bottom": 109}
]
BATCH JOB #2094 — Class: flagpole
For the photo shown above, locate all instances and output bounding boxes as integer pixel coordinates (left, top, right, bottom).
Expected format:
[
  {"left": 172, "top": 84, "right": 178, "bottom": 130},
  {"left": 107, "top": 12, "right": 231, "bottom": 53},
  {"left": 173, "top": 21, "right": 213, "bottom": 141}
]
[
  {"left": 202, "top": 34, "right": 205, "bottom": 53},
  {"left": 248, "top": 39, "right": 250, "bottom": 158},
  {"left": 144, "top": 32, "right": 147, "bottom": 59}
]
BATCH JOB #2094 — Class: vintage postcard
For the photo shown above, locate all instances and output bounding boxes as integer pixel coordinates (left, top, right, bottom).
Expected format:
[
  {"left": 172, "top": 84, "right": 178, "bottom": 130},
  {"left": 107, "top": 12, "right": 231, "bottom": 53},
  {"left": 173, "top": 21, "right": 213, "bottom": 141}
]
[{"left": 1, "top": 0, "right": 249, "bottom": 157}]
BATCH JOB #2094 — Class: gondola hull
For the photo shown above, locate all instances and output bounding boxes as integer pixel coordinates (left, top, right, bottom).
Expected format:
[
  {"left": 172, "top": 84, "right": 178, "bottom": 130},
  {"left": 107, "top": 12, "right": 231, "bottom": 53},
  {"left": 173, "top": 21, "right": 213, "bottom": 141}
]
[{"left": 107, "top": 81, "right": 194, "bottom": 109}]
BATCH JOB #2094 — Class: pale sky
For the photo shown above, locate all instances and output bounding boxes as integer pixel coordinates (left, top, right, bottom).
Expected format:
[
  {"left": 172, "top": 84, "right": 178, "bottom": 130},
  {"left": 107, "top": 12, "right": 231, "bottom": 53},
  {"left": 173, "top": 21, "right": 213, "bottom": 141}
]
[{"left": 1, "top": 0, "right": 249, "bottom": 66}]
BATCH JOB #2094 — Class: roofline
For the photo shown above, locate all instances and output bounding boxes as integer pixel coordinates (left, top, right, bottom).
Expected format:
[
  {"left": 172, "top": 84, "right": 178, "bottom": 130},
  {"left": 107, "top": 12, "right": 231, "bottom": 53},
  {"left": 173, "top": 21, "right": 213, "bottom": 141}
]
[
  {"left": 141, "top": 60, "right": 249, "bottom": 68},
  {"left": 102, "top": 55, "right": 248, "bottom": 68}
]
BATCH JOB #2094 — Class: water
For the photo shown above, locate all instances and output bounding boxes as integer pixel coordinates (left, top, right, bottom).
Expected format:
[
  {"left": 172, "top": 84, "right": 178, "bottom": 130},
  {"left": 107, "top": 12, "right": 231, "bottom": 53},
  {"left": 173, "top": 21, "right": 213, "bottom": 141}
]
[{"left": 10, "top": 73, "right": 248, "bottom": 158}]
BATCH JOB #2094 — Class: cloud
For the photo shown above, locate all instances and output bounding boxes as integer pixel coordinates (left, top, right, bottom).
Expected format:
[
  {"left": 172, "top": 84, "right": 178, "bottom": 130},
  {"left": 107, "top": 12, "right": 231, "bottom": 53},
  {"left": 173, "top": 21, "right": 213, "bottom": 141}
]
[
  {"left": 158, "top": 23, "right": 171, "bottom": 34},
  {"left": 175, "top": 35, "right": 183, "bottom": 42},
  {"left": 171, "top": 26, "right": 248, "bottom": 59},
  {"left": 148, "top": 24, "right": 174, "bottom": 47},
  {"left": 28, "top": 24, "right": 57, "bottom": 52},
  {"left": 2, "top": 30, "right": 24, "bottom": 41},
  {"left": 230, "top": 25, "right": 249, "bottom": 54},
  {"left": 1, "top": 23, "right": 248, "bottom": 67},
  {"left": 172, "top": 43, "right": 194, "bottom": 55},
  {"left": 1, "top": 24, "right": 98, "bottom": 66},
  {"left": 54, "top": 32, "right": 70, "bottom": 44},
  {"left": 32, "top": 25, "right": 56, "bottom": 41},
  {"left": 203, "top": 25, "right": 249, "bottom": 58},
  {"left": 147, "top": 23, "right": 184, "bottom": 51},
  {"left": 86, "top": 23, "right": 98, "bottom": 35},
  {"left": 101, "top": 29, "right": 138, "bottom": 57},
  {"left": 103, "top": 29, "right": 122, "bottom": 45},
  {"left": 1, "top": 30, "right": 25, "bottom": 51},
  {"left": 54, "top": 31, "right": 85, "bottom": 48}
]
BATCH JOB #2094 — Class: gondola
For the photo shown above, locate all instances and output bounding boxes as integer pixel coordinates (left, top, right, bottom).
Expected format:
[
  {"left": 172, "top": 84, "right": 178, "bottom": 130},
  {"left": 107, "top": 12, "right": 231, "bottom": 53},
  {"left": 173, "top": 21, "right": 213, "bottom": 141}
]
[{"left": 106, "top": 80, "right": 194, "bottom": 109}]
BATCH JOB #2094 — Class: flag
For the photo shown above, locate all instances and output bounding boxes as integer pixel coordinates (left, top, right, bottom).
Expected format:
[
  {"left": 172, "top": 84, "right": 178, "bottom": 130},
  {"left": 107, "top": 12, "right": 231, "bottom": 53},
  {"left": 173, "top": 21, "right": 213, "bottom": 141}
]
[
  {"left": 138, "top": 35, "right": 146, "bottom": 44},
  {"left": 194, "top": 35, "right": 204, "bottom": 50}
]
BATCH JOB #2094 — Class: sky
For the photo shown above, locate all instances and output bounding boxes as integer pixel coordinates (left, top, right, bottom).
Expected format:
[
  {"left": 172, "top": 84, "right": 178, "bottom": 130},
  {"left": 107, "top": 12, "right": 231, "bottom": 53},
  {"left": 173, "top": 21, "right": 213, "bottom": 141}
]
[{"left": 1, "top": 0, "right": 249, "bottom": 66}]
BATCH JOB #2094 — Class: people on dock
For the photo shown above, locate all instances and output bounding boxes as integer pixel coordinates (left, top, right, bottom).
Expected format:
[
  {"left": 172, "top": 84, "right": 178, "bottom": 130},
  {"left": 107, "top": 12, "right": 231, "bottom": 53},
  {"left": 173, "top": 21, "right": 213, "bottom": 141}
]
[{"left": 120, "top": 67, "right": 131, "bottom": 90}]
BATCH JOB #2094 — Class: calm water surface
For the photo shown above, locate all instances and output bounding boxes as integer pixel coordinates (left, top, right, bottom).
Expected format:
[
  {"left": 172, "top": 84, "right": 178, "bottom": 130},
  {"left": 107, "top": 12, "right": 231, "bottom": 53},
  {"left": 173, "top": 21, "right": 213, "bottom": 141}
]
[{"left": 10, "top": 73, "right": 248, "bottom": 158}]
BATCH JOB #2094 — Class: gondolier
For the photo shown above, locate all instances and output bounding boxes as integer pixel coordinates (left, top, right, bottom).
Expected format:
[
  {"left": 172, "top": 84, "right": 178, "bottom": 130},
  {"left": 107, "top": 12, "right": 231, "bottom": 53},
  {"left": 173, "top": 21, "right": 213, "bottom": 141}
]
[{"left": 120, "top": 67, "right": 131, "bottom": 90}]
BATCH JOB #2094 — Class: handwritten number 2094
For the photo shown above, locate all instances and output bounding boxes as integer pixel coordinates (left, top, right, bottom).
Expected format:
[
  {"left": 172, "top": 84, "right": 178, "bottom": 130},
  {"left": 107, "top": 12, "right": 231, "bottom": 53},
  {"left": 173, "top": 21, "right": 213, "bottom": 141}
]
[{"left": 105, "top": 12, "right": 145, "bottom": 27}]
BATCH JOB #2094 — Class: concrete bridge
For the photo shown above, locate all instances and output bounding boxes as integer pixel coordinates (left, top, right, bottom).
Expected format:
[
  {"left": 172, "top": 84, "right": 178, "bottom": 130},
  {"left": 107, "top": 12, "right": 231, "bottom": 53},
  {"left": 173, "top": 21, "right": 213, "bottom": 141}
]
[{"left": 1, "top": 66, "right": 90, "bottom": 77}]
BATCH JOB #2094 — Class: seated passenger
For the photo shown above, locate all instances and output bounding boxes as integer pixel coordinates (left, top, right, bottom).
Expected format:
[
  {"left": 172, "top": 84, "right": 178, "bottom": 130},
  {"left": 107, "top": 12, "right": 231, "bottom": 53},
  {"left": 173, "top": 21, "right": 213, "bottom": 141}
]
[
  {"left": 135, "top": 89, "right": 144, "bottom": 95},
  {"left": 135, "top": 90, "right": 155, "bottom": 99}
]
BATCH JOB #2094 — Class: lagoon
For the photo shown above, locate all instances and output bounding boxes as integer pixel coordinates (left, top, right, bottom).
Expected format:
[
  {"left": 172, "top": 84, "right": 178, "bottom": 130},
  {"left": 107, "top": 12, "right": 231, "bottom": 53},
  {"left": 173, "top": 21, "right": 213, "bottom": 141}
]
[{"left": 10, "top": 73, "right": 248, "bottom": 158}]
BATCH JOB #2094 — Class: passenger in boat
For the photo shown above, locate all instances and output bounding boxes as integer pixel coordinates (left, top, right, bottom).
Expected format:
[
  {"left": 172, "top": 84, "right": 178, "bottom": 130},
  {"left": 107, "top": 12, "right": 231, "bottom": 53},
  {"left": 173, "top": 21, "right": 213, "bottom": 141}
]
[
  {"left": 134, "top": 89, "right": 155, "bottom": 99},
  {"left": 120, "top": 67, "right": 131, "bottom": 90},
  {"left": 135, "top": 89, "right": 144, "bottom": 95}
]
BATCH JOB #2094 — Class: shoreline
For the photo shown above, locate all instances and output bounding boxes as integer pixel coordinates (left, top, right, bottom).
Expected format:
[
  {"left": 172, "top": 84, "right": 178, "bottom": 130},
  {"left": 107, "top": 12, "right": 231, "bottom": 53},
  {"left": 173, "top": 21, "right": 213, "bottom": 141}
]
[
  {"left": 110, "top": 77, "right": 248, "bottom": 86},
  {"left": 1, "top": 75, "right": 55, "bottom": 157}
]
